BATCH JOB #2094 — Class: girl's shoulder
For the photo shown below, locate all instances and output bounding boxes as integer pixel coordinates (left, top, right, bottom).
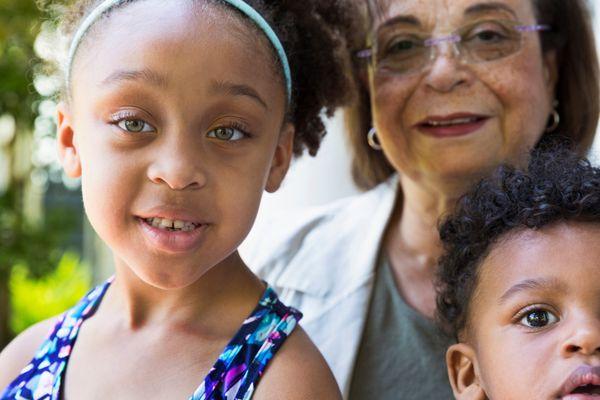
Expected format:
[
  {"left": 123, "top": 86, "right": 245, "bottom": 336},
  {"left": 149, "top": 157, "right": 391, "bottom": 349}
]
[
  {"left": 0, "top": 316, "right": 60, "bottom": 390},
  {"left": 251, "top": 325, "right": 342, "bottom": 400}
]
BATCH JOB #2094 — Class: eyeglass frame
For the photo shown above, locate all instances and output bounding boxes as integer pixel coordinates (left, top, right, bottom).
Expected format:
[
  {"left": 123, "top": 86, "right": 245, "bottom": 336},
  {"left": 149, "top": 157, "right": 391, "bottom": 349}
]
[{"left": 356, "top": 20, "right": 551, "bottom": 74}]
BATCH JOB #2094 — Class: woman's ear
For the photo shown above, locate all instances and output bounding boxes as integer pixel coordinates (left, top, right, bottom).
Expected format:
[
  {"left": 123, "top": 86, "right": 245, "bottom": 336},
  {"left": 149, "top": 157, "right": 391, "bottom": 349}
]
[
  {"left": 56, "top": 102, "right": 82, "bottom": 178},
  {"left": 446, "top": 343, "right": 487, "bottom": 400},
  {"left": 265, "top": 123, "right": 294, "bottom": 193},
  {"left": 542, "top": 50, "right": 558, "bottom": 101}
]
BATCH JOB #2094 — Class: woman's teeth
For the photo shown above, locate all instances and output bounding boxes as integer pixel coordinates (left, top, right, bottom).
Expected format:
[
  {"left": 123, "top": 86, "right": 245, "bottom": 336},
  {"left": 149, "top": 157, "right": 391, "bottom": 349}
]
[
  {"left": 144, "top": 217, "right": 197, "bottom": 232},
  {"left": 425, "top": 117, "right": 480, "bottom": 126}
]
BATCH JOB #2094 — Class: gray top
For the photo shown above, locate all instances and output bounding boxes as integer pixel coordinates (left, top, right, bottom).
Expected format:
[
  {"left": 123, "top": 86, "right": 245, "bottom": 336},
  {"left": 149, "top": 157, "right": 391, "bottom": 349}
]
[{"left": 348, "top": 256, "right": 455, "bottom": 400}]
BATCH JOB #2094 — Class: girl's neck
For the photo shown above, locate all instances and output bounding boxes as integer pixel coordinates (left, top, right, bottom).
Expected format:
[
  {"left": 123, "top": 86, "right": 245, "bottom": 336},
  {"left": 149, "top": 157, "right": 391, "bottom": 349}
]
[{"left": 106, "top": 252, "right": 264, "bottom": 331}]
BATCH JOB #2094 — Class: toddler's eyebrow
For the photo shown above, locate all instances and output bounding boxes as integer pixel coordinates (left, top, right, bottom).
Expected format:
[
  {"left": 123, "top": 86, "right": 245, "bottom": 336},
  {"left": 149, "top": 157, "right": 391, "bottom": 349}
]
[
  {"left": 210, "top": 80, "right": 268, "bottom": 110},
  {"left": 100, "top": 68, "right": 168, "bottom": 88},
  {"left": 499, "top": 277, "right": 567, "bottom": 304}
]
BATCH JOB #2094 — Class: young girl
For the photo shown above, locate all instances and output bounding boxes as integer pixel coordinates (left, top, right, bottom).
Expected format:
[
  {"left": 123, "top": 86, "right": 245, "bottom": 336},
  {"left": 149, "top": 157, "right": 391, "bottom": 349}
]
[
  {"left": 0, "top": 0, "right": 356, "bottom": 398},
  {"left": 436, "top": 145, "right": 600, "bottom": 399}
]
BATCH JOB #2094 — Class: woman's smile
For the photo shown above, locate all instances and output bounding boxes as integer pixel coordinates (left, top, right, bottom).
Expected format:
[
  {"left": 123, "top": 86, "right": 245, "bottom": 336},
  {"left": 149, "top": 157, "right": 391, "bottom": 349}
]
[{"left": 414, "top": 112, "right": 491, "bottom": 138}]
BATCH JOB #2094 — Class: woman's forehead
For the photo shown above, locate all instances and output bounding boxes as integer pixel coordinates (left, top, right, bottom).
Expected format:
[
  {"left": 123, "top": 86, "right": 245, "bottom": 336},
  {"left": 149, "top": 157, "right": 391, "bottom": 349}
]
[{"left": 370, "top": 0, "right": 536, "bottom": 30}]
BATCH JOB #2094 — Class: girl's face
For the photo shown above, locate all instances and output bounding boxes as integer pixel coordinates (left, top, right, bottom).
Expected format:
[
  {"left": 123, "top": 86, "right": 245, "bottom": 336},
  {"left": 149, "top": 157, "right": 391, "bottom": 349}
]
[
  {"left": 448, "top": 222, "right": 600, "bottom": 399},
  {"left": 57, "top": 1, "right": 293, "bottom": 289},
  {"left": 368, "top": 0, "right": 557, "bottom": 188}
]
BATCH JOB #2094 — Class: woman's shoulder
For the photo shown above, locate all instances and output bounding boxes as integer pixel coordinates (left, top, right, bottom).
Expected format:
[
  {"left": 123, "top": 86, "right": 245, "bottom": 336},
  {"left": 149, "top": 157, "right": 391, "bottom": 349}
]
[
  {"left": 251, "top": 325, "right": 342, "bottom": 400},
  {"left": 242, "top": 178, "right": 398, "bottom": 266},
  {"left": 0, "top": 316, "right": 60, "bottom": 390}
]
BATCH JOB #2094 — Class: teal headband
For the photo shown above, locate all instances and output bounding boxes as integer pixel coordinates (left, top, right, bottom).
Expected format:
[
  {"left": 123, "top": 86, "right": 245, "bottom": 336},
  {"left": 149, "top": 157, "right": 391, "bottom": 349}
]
[{"left": 66, "top": 0, "right": 292, "bottom": 102}]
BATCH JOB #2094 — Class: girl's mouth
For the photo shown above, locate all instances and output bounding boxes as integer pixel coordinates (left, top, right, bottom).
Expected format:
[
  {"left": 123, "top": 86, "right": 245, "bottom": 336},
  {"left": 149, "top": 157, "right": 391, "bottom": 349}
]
[
  {"left": 136, "top": 216, "right": 207, "bottom": 254},
  {"left": 143, "top": 217, "right": 199, "bottom": 232}
]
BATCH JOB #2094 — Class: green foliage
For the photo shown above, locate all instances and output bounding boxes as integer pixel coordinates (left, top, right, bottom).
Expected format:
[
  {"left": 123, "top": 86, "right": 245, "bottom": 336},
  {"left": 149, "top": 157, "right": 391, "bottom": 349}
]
[{"left": 9, "top": 252, "right": 91, "bottom": 334}]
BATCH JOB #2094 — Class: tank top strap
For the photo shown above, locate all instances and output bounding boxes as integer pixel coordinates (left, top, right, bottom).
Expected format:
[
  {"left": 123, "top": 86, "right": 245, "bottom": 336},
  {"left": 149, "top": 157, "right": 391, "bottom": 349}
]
[
  {"left": 0, "top": 277, "right": 113, "bottom": 400},
  {"left": 192, "top": 286, "right": 302, "bottom": 400}
]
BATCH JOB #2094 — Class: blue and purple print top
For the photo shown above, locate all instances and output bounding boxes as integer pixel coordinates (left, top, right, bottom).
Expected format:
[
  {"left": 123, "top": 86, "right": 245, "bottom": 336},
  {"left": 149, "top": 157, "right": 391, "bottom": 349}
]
[{"left": 1, "top": 277, "right": 302, "bottom": 400}]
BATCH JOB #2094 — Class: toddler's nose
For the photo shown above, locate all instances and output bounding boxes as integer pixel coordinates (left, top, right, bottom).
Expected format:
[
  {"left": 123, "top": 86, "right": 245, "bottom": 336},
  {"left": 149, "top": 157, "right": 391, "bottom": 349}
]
[{"left": 561, "top": 317, "right": 600, "bottom": 358}]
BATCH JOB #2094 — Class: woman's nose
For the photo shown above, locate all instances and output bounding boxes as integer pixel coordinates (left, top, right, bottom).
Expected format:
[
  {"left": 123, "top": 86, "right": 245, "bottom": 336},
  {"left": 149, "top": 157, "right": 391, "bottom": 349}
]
[
  {"left": 561, "top": 316, "right": 600, "bottom": 358},
  {"left": 423, "top": 44, "right": 472, "bottom": 93},
  {"left": 146, "top": 134, "right": 207, "bottom": 191}
]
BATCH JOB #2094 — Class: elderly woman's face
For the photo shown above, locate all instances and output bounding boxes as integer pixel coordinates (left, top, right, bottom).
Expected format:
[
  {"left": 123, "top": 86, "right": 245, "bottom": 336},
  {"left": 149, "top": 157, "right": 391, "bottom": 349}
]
[{"left": 369, "top": 0, "right": 557, "bottom": 186}]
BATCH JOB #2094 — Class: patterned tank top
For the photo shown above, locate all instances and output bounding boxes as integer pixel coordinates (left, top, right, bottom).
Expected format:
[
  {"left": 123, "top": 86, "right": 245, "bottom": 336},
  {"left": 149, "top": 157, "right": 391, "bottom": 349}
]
[{"left": 1, "top": 277, "right": 302, "bottom": 400}]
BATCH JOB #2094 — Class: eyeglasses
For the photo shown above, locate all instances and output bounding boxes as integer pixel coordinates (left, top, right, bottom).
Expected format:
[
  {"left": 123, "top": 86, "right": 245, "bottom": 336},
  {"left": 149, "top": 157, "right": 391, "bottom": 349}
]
[{"left": 356, "top": 19, "right": 550, "bottom": 76}]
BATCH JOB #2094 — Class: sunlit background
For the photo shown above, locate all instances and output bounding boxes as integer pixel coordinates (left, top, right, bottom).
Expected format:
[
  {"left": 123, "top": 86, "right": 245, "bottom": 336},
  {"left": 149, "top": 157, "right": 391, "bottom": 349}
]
[{"left": 0, "top": 1, "right": 598, "bottom": 350}]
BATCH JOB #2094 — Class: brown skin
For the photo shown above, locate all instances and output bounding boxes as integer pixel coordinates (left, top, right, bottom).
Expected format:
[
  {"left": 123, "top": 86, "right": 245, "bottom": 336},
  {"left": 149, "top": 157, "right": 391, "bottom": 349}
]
[
  {"left": 368, "top": 0, "right": 557, "bottom": 318},
  {"left": 446, "top": 222, "right": 600, "bottom": 399},
  {"left": 0, "top": 2, "right": 341, "bottom": 398}
]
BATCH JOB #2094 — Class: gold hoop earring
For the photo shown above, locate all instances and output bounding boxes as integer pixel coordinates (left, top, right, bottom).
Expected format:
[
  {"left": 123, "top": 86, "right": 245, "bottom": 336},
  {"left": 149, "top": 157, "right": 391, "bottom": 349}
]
[
  {"left": 546, "top": 103, "right": 560, "bottom": 133},
  {"left": 367, "top": 127, "right": 382, "bottom": 151}
]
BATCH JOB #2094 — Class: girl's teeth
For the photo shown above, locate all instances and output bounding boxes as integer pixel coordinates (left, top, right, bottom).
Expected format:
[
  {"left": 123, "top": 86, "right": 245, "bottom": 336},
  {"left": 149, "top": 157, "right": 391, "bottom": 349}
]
[{"left": 145, "top": 217, "right": 197, "bottom": 231}]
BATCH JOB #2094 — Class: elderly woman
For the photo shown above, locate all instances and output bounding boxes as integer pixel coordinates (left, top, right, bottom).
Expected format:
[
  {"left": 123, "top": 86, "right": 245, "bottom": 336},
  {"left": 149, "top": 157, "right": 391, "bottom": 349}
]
[{"left": 243, "top": 0, "right": 599, "bottom": 398}]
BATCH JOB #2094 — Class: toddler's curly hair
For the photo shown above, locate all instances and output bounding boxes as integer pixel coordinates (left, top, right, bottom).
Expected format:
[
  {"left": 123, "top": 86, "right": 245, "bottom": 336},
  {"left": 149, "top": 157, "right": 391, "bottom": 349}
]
[{"left": 436, "top": 141, "right": 600, "bottom": 339}]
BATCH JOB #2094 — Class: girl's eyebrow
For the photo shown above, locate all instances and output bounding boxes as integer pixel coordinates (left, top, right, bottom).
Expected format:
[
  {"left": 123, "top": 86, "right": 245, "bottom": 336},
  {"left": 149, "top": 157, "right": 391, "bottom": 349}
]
[
  {"left": 499, "top": 277, "right": 567, "bottom": 304},
  {"left": 100, "top": 68, "right": 169, "bottom": 88},
  {"left": 210, "top": 80, "right": 269, "bottom": 110}
]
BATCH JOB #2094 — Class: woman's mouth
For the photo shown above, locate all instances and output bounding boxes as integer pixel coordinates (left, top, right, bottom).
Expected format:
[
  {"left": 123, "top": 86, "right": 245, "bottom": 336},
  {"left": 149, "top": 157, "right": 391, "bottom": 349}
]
[
  {"left": 560, "top": 366, "right": 600, "bottom": 399},
  {"left": 416, "top": 113, "right": 490, "bottom": 138}
]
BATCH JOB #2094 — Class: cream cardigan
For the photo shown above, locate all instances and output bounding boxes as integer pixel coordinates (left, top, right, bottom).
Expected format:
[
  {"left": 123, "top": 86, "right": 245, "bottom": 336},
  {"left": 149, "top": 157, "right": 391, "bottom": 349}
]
[{"left": 241, "top": 177, "right": 398, "bottom": 398}]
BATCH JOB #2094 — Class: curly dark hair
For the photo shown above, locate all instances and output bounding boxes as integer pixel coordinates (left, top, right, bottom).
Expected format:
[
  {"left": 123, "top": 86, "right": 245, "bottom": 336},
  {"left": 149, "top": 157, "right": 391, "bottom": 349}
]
[
  {"left": 55, "top": 0, "right": 359, "bottom": 157},
  {"left": 435, "top": 142, "right": 600, "bottom": 339}
]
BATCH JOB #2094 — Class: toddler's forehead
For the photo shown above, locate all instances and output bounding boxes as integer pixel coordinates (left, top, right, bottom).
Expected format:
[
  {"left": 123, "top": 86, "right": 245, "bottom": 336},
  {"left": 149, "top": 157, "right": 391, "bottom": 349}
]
[{"left": 473, "top": 222, "right": 600, "bottom": 309}]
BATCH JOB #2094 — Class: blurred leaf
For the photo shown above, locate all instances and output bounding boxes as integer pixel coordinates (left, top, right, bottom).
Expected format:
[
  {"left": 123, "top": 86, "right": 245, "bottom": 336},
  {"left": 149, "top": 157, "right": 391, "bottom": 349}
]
[{"left": 9, "top": 251, "right": 91, "bottom": 334}]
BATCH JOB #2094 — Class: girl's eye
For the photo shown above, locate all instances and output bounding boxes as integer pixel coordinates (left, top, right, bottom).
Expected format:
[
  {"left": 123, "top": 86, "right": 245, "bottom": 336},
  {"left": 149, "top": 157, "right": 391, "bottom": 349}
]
[
  {"left": 207, "top": 127, "right": 246, "bottom": 141},
  {"left": 117, "top": 119, "right": 155, "bottom": 133},
  {"left": 519, "top": 308, "right": 559, "bottom": 329}
]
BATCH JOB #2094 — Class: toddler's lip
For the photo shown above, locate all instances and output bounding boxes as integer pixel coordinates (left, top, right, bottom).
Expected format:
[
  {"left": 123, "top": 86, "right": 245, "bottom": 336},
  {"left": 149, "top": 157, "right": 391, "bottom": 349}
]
[{"left": 559, "top": 365, "right": 600, "bottom": 398}]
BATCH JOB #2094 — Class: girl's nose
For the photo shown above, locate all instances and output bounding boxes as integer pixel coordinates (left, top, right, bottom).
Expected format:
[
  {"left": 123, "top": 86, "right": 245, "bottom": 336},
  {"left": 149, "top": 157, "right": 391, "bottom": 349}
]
[{"left": 146, "top": 133, "right": 208, "bottom": 191}]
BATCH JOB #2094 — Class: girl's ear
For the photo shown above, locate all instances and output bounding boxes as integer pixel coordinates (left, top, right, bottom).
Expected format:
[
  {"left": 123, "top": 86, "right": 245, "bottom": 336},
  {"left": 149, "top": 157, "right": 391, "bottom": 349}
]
[
  {"left": 265, "top": 123, "right": 294, "bottom": 193},
  {"left": 56, "top": 102, "right": 82, "bottom": 178},
  {"left": 446, "top": 343, "right": 487, "bottom": 400}
]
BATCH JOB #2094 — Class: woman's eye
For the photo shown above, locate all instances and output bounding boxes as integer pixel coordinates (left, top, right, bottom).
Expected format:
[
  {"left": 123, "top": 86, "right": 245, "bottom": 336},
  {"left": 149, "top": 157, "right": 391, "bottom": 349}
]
[
  {"left": 207, "top": 127, "right": 246, "bottom": 141},
  {"left": 519, "top": 309, "right": 559, "bottom": 328},
  {"left": 117, "top": 119, "right": 155, "bottom": 133},
  {"left": 472, "top": 30, "right": 507, "bottom": 42},
  {"left": 466, "top": 22, "right": 511, "bottom": 43},
  {"left": 386, "top": 37, "right": 423, "bottom": 54}
]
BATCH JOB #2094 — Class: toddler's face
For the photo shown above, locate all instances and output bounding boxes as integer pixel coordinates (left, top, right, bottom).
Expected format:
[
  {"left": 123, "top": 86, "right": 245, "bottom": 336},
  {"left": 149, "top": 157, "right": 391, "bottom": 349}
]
[
  {"left": 57, "top": 1, "right": 292, "bottom": 289},
  {"left": 447, "top": 222, "right": 600, "bottom": 400}
]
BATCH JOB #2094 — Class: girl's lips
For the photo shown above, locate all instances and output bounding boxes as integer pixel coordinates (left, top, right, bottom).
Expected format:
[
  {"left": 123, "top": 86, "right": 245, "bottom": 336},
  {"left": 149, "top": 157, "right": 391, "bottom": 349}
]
[
  {"left": 560, "top": 366, "right": 600, "bottom": 399},
  {"left": 137, "top": 217, "right": 208, "bottom": 254},
  {"left": 415, "top": 114, "right": 490, "bottom": 138}
]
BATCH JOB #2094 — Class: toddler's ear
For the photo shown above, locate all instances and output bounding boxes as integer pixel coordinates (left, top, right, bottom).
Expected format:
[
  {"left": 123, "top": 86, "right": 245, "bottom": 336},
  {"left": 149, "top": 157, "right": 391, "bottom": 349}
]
[
  {"left": 265, "top": 123, "right": 294, "bottom": 193},
  {"left": 446, "top": 343, "right": 487, "bottom": 400},
  {"left": 56, "top": 102, "right": 81, "bottom": 178}
]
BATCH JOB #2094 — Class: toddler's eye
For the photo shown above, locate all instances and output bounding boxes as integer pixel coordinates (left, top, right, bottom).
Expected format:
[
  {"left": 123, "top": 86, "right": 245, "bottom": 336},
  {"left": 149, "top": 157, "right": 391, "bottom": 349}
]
[
  {"left": 207, "top": 127, "right": 246, "bottom": 141},
  {"left": 519, "top": 309, "right": 558, "bottom": 328},
  {"left": 117, "top": 119, "right": 155, "bottom": 133}
]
